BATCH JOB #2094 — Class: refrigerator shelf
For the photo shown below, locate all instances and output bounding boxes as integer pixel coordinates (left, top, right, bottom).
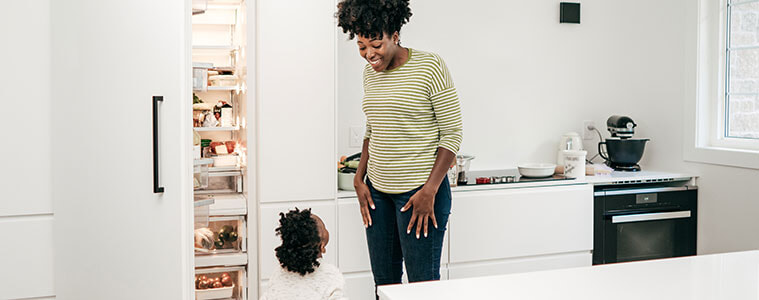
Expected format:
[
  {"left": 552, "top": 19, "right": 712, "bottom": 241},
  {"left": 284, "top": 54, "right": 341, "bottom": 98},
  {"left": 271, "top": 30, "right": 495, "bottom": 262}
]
[
  {"left": 195, "top": 188, "right": 237, "bottom": 195},
  {"left": 193, "top": 45, "right": 238, "bottom": 51},
  {"left": 195, "top": 252, "right": 248, "bottom": 268},
  {"left": 194, "top": 127, "right": 240, "bottom": 132},
  {"left": 194, "top": 198, "right": 215, "bottom": 207},
  {"left": 205, "top": 86, "right": 240, "bottom": 91},
  {"left": 209, "top": 165, "right": 241, "bottom": 172}
]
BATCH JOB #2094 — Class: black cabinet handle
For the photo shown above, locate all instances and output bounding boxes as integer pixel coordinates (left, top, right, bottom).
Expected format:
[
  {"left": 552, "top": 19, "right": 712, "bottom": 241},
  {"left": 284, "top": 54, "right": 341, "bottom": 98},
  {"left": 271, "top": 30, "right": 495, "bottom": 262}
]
[{"left": 153, "top": 96, "right": 165, "bottom": 193}]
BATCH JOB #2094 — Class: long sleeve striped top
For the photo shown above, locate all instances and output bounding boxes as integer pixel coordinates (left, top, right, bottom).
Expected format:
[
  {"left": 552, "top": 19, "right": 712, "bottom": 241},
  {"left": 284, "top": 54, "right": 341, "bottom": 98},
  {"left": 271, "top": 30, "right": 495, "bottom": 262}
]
[{"left": 362, "top": 48, "right": 463, "bottom": 194}]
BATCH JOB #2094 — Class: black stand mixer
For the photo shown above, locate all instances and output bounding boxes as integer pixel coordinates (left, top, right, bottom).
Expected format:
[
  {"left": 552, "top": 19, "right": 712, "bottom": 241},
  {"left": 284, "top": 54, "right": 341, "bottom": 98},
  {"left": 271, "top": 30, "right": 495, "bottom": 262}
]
[{"left": 598, "top": 115, "right": 649, "bottom": 171}]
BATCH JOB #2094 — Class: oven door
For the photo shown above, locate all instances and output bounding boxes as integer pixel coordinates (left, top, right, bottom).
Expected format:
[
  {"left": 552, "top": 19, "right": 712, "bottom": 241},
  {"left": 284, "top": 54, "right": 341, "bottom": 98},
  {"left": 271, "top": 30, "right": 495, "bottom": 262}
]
[{"left": 602, "top": 209, "right": 696, "bottom": 263}]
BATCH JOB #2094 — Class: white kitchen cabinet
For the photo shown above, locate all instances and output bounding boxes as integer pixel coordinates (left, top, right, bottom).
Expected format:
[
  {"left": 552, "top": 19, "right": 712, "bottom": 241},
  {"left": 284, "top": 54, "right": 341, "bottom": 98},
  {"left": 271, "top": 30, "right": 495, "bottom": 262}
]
[
  {"left": 338, "top": 198, "right": 450, "bottom": 273},
  {"left": 259, "top": 201, "right": 338, "bottom": 280},
  {"left": 257, "top": 0, "right": 336, "bottom": 203},
  {"left": 0, "top": 217, "right": 54, "bottom": 300},
  {"left": 448, "top": 251, "right": 591, "bottom": 280},
  {"left": 448, "top": 184, "right": 593, "bottom": 264},
  {"left": 345, "top": 272, "right": 377, "bottom": 300}
]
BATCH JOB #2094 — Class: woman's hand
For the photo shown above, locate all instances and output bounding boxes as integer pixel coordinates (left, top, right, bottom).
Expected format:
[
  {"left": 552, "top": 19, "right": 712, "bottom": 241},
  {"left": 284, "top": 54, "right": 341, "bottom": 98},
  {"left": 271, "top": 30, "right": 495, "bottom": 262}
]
[
  {"left": 355, "top": 181, "right": 375, "bottom": 228},
  {"left": 402, "top": 187, "right": 438, "bottom": 239}
]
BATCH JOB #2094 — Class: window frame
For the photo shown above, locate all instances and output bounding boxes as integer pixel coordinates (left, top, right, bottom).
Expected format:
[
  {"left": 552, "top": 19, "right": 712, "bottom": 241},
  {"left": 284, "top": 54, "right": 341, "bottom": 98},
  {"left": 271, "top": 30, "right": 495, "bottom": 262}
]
[
  {"left": 685, "top": 0, "right": 759, "bottom": 169},
  {"left": 716, "top": 0, "right": 759, "bottom": 148}
]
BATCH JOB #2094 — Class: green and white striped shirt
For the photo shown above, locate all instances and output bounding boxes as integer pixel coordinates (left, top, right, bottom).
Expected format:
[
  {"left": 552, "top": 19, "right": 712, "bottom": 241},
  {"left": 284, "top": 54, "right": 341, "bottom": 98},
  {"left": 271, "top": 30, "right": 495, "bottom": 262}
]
[{"left": 363, "top": 48, "right": 463, "bottom": 194}]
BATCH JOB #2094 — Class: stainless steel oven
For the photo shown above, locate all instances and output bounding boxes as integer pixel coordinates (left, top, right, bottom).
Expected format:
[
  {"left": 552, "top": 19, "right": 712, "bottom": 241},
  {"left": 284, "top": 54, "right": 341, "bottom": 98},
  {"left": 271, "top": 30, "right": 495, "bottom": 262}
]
[{"left": 593, "top": 185, "right": 697, "bottom": 265}]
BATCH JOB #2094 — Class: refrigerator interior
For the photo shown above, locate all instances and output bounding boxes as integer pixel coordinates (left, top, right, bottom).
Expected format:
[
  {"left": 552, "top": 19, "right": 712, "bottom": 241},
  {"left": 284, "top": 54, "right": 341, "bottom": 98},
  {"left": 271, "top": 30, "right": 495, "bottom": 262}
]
[{"left": 192, "top": 0, "right": 248, "bottom": 299}]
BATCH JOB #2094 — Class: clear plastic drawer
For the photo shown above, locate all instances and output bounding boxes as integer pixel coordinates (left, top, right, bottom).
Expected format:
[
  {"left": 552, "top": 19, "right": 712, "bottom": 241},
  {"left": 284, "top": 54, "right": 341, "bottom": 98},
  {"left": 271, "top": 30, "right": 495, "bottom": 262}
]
[
  {"left": 195, "top": 216, "right": 246, "bottom": 254},
  {"left": 195, "top": 167, "right": 243, "bottom": 195},
  {"left": 195, "top": 265, "right": 247, "bottom": 300}
]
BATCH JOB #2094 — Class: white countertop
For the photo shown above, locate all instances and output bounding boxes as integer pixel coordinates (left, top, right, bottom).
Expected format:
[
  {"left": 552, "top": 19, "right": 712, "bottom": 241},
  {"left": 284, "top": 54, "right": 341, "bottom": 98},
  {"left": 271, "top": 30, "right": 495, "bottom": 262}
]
[
  {"left": 379, "top": 250, "right": 759, "bottom": 300},
  {"left": 337, "top": 170, "right": 696, "bottom": 198}
]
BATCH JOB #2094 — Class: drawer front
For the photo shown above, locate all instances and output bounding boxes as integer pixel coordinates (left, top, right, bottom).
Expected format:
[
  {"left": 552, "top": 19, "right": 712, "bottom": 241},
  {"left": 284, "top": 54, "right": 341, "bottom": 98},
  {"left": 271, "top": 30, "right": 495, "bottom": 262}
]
[{"left": 449, "top": 184, "right": 592, "bottom": 263}]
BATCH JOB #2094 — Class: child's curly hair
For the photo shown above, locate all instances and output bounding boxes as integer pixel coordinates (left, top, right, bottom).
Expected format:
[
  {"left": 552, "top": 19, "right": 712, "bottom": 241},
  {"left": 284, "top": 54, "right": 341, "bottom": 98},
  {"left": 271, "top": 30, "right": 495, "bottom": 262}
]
[
  {"left": 336, "top": 0, "right": 413, "bottom": 40},
  {"left": 274, "top": 208, "right": 321, "bottom": 276}
]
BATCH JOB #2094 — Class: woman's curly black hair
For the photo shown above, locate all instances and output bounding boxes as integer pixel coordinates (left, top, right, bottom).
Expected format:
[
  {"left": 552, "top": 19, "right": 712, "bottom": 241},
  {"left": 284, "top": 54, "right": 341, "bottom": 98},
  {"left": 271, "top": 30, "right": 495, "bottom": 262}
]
[
  {"left": 336, "top": 0, "right": 412, "bottom": 40},
  {"left": 274, "top": 208, "right": 321, "bottom": 276}
]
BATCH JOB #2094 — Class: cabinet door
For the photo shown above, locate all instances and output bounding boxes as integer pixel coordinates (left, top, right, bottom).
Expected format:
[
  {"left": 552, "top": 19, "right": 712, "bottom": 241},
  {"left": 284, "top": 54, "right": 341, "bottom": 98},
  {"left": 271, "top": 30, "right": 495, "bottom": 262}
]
[
  {"left": 257, "top": 0, "right": 336, "bottom": 202},
  {"left": 449, "top": 184, "right": 593, "bottom": 264},
  {"left": 51, "top": 1, "right": 191, "bottom": 298}
]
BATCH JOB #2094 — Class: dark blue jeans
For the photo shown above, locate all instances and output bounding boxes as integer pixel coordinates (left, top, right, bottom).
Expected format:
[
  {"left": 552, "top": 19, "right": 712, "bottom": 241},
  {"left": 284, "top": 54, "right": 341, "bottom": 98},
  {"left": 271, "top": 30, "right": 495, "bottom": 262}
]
[{"left": 365, "top": 177, "right": 451, "bottom": 289}]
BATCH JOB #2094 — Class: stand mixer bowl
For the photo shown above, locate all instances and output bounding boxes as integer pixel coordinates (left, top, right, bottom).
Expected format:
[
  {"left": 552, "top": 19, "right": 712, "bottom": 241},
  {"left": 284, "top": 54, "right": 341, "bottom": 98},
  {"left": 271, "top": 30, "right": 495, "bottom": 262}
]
[{"left": 599, "top": 138, "right": 649, "bottom": 166}]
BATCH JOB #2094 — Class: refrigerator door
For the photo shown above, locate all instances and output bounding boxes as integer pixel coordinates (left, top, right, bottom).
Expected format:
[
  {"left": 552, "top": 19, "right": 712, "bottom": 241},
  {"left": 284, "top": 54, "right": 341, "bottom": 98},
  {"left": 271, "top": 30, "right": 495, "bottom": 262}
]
[{"left": 51, "top": 1, "right": 193, "bottom": 299}]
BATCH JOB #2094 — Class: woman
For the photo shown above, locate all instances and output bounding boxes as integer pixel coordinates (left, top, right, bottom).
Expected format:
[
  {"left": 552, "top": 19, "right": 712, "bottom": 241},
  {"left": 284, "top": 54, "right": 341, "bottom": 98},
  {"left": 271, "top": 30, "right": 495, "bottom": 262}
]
[{"left": 336, "top": 0, "right": 463, "bottom": 293}]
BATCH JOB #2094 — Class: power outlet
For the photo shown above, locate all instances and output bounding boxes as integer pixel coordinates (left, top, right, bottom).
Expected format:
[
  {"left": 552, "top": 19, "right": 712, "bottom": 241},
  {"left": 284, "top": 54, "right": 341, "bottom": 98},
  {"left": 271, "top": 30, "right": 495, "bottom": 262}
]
[
  {"left": 583, "top": 120, "right": 596, "bottom": 140},
  {"left": 349, "top": 126, "right": 364, "bottom": 148}
]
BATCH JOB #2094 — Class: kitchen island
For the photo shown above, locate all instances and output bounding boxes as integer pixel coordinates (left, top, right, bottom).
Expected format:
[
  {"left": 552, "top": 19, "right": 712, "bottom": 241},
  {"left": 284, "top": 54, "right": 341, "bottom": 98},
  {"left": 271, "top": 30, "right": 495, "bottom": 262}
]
[{"left": 379, "top": 250, "right": 759, "bottom": 300}]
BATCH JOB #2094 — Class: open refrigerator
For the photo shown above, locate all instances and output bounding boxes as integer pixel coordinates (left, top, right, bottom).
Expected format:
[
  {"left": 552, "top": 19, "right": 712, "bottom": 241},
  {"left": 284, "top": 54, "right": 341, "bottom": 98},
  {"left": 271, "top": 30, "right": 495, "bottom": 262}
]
[{"left": 191, "top": 0, "right": 249, "bottom": 299}]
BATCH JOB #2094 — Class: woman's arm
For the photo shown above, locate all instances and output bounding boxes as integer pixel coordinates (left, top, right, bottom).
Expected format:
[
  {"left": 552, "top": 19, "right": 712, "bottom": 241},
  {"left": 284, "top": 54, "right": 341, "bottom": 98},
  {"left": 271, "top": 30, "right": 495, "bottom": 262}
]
[
  {"left": 402, "top": 53, "right": 463, "bottom": 239},
  {"left": 354, "top": 138, "right": 375, "bottom": 227},
  {"left": 401, "top": 148, "right": 455, "bottom": 238}
]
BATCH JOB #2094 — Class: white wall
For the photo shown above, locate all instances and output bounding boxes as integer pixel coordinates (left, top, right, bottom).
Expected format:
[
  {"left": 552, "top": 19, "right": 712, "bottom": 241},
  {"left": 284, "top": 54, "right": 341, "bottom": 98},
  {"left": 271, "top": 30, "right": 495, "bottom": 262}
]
[
  {"left": 0, "top": 1, "right": 56, "bottom": 299},
  {"left": 337, "top": 0, "right": 759, "bottom": 254}
]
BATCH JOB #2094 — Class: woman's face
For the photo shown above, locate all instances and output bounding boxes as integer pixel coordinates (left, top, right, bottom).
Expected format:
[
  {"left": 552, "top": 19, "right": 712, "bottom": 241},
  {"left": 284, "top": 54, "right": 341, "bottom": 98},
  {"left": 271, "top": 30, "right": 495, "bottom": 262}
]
[{"left": 357, "top": 32, "right": 400, "bottom": 72}]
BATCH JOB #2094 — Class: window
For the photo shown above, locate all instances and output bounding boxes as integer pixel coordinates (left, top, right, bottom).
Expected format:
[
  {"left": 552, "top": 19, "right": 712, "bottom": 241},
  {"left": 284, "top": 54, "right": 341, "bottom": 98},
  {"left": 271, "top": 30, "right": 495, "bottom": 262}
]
[
  {"left": 685, "top": 0, "right": 759, "bottom": 169},
  {"left": 723, "top": 0, "right": 759, "bottom": 142}
]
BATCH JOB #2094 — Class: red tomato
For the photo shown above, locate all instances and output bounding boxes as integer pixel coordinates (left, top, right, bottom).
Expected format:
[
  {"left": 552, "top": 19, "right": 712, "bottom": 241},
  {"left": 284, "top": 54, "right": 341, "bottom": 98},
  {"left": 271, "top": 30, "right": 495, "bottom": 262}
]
[{"left": 213, "top": 281, "right": 223, "bottom": 288}]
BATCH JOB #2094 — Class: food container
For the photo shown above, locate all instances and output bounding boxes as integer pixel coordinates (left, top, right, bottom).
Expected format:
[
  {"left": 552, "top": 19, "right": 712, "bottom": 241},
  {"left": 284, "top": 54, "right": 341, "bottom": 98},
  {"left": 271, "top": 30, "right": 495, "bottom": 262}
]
[
  {"left": 455, "top": 155, "right": 475, "bottom": 185},
  {"left": 194, "top": 158, "right": 213, "bottom": 190},
  {"left": 447, "top": 163, "right": 458, "bottom": 186},
  {"left": 517, "top": 163, "right": 557, "bottom": 178},
  {"left": 338, "top": 172, "right": 355, "bottom": 191},
  {"left": 562, "top": 150, "right": 587, "bottom": 179},
  {"left": 212, "top": 154, "right": 238, "bottom": 167},
  {"left": 208, "top": 75, "right": 237, "bottom": 87},
  {"left": 196, "top": 168, "right": 243, "bottom": 195},
  {"left": 195, "top": 216, "right": 246, "bottom": 254},
  {"left": 193, "top": 62, "right": 213, "bottom": 91},
  {"left": 195, "top": 266, "right": 246, "bottom": 300}
]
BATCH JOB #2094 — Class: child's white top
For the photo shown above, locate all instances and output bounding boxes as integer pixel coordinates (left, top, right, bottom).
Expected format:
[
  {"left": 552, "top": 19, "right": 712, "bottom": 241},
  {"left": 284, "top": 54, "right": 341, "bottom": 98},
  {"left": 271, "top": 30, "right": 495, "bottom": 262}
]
[{"left": 260, "top": 263, "right": 348, "bottom": 300}]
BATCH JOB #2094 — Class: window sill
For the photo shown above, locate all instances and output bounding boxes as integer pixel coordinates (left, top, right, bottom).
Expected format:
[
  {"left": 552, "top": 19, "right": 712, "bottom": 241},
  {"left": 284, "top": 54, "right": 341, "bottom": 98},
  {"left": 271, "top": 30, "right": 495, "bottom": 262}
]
[{"left": 683, "top": 145, "right": 759, "bottom": 170}]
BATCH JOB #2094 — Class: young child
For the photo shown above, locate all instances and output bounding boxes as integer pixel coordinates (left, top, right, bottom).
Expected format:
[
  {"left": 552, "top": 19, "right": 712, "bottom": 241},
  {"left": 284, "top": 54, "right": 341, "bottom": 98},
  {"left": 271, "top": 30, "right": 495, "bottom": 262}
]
[{"left": 260, "top": 208, "right": 348, "bottom": 300}]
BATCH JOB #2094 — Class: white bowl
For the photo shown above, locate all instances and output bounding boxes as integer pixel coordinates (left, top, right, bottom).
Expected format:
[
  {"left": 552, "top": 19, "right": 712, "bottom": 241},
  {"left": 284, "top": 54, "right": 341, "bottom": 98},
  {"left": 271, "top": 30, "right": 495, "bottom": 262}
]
[
  {"left": 518, "top": 163, "right": 557, "bottom": 178},
  {"left": 338, "top": 172, "right": 356, "bottom": 191}
]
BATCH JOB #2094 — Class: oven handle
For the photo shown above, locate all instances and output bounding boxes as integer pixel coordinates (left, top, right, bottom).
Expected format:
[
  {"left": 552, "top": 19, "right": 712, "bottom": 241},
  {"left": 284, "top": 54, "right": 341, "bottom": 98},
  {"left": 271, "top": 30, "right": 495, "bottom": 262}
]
[
  {"left": 594, "top": 186, "right": 696, "bottom": 196},
  {"left": 611, "top": 210, "right": 691, "bottom": 223}
]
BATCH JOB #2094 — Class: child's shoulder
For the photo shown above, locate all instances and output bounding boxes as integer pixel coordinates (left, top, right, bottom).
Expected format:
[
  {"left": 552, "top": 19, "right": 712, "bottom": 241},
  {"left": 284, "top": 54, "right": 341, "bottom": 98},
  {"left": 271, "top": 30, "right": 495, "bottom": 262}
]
[{"left": 315, "top": 263, "right": 342, "bottom": 277}]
